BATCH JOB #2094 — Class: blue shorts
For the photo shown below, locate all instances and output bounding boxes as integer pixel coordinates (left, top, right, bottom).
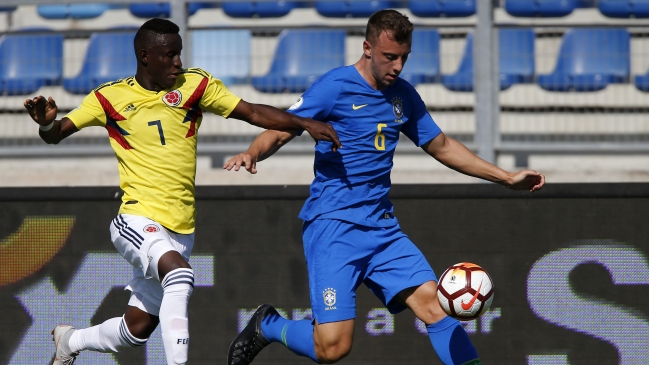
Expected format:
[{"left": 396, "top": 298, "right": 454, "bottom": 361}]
[{"left": 303, "top": 219, "right": 437, "bottom": 324}]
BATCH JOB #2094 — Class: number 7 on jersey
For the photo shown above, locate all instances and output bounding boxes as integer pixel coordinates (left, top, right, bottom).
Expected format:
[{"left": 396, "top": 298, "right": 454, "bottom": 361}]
[{"left": 148, "top": 120, "right": 166, "bottom": 145}]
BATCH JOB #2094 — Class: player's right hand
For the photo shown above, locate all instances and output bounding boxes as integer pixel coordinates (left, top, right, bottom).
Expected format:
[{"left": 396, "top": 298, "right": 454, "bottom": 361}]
[
  {"left": 223, "top": 152, "right": 258, "bottom": 174},
  {"left": 24, "top": 96, "right": 58, "bottom": 126}
]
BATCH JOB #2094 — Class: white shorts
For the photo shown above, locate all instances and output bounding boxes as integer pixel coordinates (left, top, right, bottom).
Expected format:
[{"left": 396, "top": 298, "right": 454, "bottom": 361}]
[{"left": 110, "top": 214, "right": 194, "bottom": 316}]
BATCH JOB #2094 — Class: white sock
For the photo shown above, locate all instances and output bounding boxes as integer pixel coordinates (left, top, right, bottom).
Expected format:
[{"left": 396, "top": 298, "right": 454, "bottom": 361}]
[
  {"left": 159, "top": 268, "right": 194, "bottom": 365},
  {"left": 68, "top": 316, "right": 147, "bottom": 353}
]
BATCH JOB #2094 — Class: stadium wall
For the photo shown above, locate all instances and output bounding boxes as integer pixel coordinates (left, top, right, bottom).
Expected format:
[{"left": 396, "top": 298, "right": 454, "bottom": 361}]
[{"left": 0, "top": 183, "right": 648, "bottom": 365}]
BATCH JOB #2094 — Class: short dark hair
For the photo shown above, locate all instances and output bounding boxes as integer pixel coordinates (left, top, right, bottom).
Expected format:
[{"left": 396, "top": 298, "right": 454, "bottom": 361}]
[
  {"left": 365, "top": 9, "right": 413, "bottom": 44},
  {"left": 134, "top": 18, "right": 180, "bottom": 54}
]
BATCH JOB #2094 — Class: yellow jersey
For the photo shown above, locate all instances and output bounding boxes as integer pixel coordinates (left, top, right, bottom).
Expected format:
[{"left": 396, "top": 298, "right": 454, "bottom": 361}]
[{"left": 65, "top": 68, "right": 241, "bottom": 233}]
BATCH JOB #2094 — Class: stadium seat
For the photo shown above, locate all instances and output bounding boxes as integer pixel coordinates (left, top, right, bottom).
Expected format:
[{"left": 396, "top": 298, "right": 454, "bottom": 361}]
[
  {"left": 252, "top": 29, "right": 345, "bottom": 93},
  {"left": 37, "top": 4, "right": 116, "bottom": 19},
  {"left": 129, "top": 2, "right": 214, "bottom": 18},
  {"left": 192, "top": 30, "right": 251, "bottom": 85},
  {"left": 399, "top": 29, "right": 440, "bottom": 86},
  {"left": 537, "top": 29, "right": 630, "bottom": 92},
  {"left": 504, "top": 0, "right": 592, "bottom": 17},
  {"left": 129, "top": 3, "right": 170, "bottom": 17},
  {"left": 636, "top": 69, "right": 649, "bottom": 92},
  {"left": 315, "top": 1, "right": 399, "bottom": 18},
  {"left": 222, "top": 1, "right": 301, "bottom": 17},
  {"left": 63, "top": 31, "right": 136, "bottom": 95},
  {"left": 408, "top": 0, "right": 476, "bottom": 17},
  {"left": 0, "top": 32, "right": 63, "bottom": 95},
  {"left": 0, "top": 7, "right": 16, "bottom": 12},
  {"left": 441, "top": 29, "right": 535, "bottom": 92},
  {"left": 598, "top": 0, "right": 649, "bottom": 18}
]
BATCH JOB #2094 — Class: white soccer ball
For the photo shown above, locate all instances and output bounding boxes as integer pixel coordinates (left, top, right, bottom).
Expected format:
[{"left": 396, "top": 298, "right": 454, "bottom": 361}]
[{"left": 436, "top": 262, "right": 494, "bottom": 320}]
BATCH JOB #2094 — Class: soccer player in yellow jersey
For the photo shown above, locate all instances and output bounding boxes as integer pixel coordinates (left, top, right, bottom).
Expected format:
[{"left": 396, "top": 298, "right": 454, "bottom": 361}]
[{"left": 23, "top": 18, "right": 340, "bottom": 365}]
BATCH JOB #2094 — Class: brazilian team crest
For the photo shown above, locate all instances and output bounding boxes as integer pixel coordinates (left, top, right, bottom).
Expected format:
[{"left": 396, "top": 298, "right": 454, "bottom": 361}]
[
  {"left": 323, "top": 288, "right": 337, "bottom": 309},
  {"left": 162, "top": 90, "right": 182, "bottom": 107},
  {"left": 391, "top": 96, "right": 403, "bottom": 123}
]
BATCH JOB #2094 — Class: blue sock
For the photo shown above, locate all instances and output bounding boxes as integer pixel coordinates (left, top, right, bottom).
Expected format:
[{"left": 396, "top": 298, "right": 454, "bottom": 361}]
[
  {"left": 426, "top": 316, "right": 481, "bottom": 365},
  {"left": 261, "top": 314, "right": 319, "bottom": 363}
]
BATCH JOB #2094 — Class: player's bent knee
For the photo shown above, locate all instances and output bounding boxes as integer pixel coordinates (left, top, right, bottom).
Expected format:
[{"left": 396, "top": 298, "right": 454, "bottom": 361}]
[{"left": 317, "top": 342, "right": 352, "bottom": 364}]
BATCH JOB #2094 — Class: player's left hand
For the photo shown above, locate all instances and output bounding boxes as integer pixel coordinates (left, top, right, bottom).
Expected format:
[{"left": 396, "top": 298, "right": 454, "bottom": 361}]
[
  {"left": 507, "top": 170, "right": 545, "bottom": 192},
  {"left": 300, "top": 119, "right": 342, "bottom": 152},
  {"left": 223, "top": 152, "right": 257, "bottom": 174}
]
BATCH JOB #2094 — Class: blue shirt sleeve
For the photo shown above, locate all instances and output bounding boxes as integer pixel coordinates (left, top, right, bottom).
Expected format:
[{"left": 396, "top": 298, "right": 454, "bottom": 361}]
[
  {"left": 400, "top": 85, "right": 442, "bottom": 147},
  {"left": 287, "top": 72, "right": 342, "bottom": 121}
]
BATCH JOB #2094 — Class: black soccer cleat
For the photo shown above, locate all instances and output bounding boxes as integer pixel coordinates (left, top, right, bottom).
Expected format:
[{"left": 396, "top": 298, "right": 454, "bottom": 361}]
[{"left": 228, "top": 304, "right": 278, "bottom": 365}]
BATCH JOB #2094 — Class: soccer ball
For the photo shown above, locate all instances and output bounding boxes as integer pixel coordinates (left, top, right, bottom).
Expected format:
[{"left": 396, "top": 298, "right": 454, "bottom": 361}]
[{"left": 436, "top": 262, "right": 494, "bottom": 320}]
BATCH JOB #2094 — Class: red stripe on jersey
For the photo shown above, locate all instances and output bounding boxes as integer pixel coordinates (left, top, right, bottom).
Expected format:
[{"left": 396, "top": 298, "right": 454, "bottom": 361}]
[
  {"left": 182, "top": 77, "right": 208, "bottom": 138},
  {"left": 95, "top": 91, "right": 132, "bottom": 150},
  {"left": 182, "top": 77, "right": 208, "bottom": 110},
  {"left": 95, "top": 91, "right": 126, "bottom": 121},
  {"left": 107, "top": 125, "right": 133, "bottom": 150}
]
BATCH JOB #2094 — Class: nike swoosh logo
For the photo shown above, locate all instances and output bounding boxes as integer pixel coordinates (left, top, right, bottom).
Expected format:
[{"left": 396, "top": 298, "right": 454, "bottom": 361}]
[
  {"left": 461, "top": 280, "right": 483, "bottom": 310},
  {"left": 352, "top": 104, "right": 368, "bottom": 110}
]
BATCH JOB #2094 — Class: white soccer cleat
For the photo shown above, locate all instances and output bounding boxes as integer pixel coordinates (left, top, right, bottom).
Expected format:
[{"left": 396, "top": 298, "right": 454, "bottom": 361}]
[{"left": 52, "top": 325, "right": 79, "bottom": 365}]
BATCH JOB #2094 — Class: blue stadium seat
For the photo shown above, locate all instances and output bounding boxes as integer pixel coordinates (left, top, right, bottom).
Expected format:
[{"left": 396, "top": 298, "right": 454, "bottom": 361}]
[
  {"left": 222, "top": 1, "right": 301, "bottom": 17},
  {"left": 408, "top": 0, "right": 476, "bottom": 17},
  {"left": 399, "top": 29, "right": 440, "bottom": 86},
  {"left": 598, "top": 0, "right": 649, "bottom": 18},
  {"left": 315, "top": 1, "right": 399, "bottom": 18},
  {"left": 0, "top": 32, "right": 63, "bottom": 95},
  {"left": 129, "top": 3, "right": 170, "bottom": 17},
  {"left": 129, "top": 2, "right": 214, "bottom": 18},
  {"left": 635, "top": 69, "right": 649, "bottom": 92},
  {"left": 252, "top": 29, "right": 345, "bottom": 93},
  {"left": 0, "top": 7, "right": 16, "bottom": 12},
  {"left": 537, "top": 29, "right": 630, "bottom": 92},
  {"left": 38, "top": 4, "right": 116, "bottom": 19},
  {"left": 504, "top": 0, "right": 592, "bottom": 17},
  {"left": 192, "top": 30, "right": 251, "bottom": 85},
  {"left": 441, "top": 29, "right": 535, "bottom": 92},
  {"left": 63, "top": 31, "right": 136, "bottom": 95}
]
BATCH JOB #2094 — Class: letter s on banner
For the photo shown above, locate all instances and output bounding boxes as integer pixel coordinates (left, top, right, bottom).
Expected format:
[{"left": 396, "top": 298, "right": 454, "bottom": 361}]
[{"left": 527, "top": 242, "right": 649, "bottom": 365}]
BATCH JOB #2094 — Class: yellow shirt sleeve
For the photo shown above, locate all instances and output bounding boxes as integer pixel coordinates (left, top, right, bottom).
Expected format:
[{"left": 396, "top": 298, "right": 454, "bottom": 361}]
[
  {"left": 200, "top": 75, "right": 242, "bottom": 118},
  {"left": 65, "top": 92, "right": 106, "bottom": 130}
]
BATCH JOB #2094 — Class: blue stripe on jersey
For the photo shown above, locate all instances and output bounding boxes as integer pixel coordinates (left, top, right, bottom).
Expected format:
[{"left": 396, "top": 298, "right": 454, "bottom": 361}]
[{"left": 288, "top": 66, "right": 441, "bottom": 227}]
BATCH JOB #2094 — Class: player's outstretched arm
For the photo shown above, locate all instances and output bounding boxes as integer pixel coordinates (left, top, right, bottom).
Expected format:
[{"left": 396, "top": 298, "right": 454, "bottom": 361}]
[
  {"left": 422, "top": 132, "right": 545, "bottom": 192},
  {"left": 24, "top": 96, "right": 78, "bottom": 144},
  {"left": 224, "top": 130, "right": 297, "bottom": 174},
  {"left": 229, "top": 100, "right": 341, "bottom": 151}
]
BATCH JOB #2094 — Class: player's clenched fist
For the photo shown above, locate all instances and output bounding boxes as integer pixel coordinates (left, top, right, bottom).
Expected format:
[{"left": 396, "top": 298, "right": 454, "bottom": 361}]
[{"left": 24, "top": 96, "right": 58, "bottom": 126}]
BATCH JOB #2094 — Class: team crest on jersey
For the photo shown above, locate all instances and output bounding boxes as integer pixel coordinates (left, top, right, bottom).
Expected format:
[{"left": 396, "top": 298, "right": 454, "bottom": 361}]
[
  {"left": 143, "top": 224, "right": 160, "bottom": 233},
  {"left": 323, "top": 288, "right": 337, "bottom": 309},
  {"left": 288, "top": 96, "right": 304, "bottom": 111},
  {"left": 162, "top": 90, "right": 182, "bottom": 107},
  {"left": 391, "top": 96, "right": 403, "bottom": 123}
]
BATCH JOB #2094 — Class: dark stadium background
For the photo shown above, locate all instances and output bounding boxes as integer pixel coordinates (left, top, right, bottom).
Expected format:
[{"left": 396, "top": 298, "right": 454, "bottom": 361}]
[{"left": 0, "top": 183, "right": 647, "bottom": 365}]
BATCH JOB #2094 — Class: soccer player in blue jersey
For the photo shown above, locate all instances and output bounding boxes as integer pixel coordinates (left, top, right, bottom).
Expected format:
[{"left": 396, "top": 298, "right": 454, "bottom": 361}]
[{"left": 225, "top": 9, "right": 544, "bottom": 365}]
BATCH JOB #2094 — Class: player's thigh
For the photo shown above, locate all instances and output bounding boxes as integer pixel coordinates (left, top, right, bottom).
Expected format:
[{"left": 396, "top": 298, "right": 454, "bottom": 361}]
[
  {"left": 303, "top": 219, "right": 372, "bottom": 325},
  {"left": 364, "top": 225, "right": 438, "bottom": 315},
  {"left": 110, "top": 214, "right": 194, "bottom": 280}
]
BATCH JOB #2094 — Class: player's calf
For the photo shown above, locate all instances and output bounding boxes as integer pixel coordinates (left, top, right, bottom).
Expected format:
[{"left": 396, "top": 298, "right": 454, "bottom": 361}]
[{"left": 160, "top": 267, "right": 194, "bottom": 365}]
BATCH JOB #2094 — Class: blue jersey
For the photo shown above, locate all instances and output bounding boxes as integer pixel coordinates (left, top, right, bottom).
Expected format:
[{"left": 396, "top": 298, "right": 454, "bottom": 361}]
[{"left": 289, "top": 65, "right": 442, "bottom": 227}]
